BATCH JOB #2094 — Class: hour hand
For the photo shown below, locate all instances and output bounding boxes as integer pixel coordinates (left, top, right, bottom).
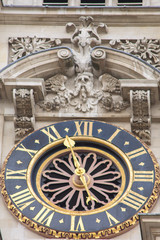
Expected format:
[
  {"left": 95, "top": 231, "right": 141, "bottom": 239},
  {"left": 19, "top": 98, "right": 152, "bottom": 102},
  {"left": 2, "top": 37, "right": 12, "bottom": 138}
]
[{"left": 80, "top": 174, "right": 98, "bottom": 205}]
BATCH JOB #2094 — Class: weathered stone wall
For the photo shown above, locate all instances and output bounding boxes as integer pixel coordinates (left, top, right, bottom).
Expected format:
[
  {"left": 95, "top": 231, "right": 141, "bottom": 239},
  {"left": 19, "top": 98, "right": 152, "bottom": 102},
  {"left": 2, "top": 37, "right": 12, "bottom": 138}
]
[{"left": 0, "top": 4, "right": 160, "bottom": 240}]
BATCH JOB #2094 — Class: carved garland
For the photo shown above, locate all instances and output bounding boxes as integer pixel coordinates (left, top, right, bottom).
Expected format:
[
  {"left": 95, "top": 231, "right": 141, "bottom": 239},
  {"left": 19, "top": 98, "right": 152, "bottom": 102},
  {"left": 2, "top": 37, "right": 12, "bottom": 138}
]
[
  {"left": 9, "top": 36, "right": 61, "bottom": 62},
  {"left": 109, "top": 38, "right": 160, "bottom": 70}
]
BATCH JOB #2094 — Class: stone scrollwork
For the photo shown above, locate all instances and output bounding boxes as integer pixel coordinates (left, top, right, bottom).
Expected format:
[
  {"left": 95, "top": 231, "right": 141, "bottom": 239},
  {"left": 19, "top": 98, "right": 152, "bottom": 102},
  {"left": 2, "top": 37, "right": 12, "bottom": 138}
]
[
  {"left": 57, "top": 49, "right": 75, "bottom": 77},
  {"left": 109, "top": 38, "right": 160, "bottom": 69},
  {"left": 91, "top": 48, "right": 106, "bottom": 76},
  {"left": 9, "top": 36, "right": 61, "bottom": 62},
  {"left": 13, "top": 88, "right": 35, "bottom": 142},
  {"left": 130, "top": 90, "right": 151, "bottom": 145},
  {"left": 66, "top": 16, "right": 108, "bottom": 74}
]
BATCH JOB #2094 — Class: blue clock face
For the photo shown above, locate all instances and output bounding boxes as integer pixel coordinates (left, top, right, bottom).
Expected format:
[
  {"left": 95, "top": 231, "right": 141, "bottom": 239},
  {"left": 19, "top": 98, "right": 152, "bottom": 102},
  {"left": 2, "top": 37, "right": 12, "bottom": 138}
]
[{"left": 1, "top": 120, "right": 159, "bottom": 239}]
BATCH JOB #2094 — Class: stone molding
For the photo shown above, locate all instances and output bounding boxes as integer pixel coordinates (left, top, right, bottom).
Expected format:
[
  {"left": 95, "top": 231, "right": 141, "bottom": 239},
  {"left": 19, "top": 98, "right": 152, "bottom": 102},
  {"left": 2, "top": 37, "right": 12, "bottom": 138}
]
[
  {"left": 1, "top": 78, "right": 45, "bottom": 101},
  {"left": 1, "top": 7, "right": 160, "bottom": 26},
  {"left": 139, "top": 214, "right": 160, "bottom": 240}
]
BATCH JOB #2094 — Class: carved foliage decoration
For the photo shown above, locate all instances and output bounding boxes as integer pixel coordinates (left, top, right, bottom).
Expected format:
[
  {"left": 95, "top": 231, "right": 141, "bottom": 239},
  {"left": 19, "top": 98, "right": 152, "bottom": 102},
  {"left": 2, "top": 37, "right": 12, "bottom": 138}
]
[
  {"left": 9, "top": 36, "right": 61, "bottom": 62},
  {"left": 38, "top": 72, "right": 129, "bottom": 113},
  {"left": 38, "top": 17, "right": 129, "bottom": 113},
  {"left": 13, "top": 89, "right": 35, "bottom": 142},
  {"left": 109, "top": 38, "right": 160, "bottom": 69},
  {"left": 130, "top": 90, "right": 151, "bottom": 145}
]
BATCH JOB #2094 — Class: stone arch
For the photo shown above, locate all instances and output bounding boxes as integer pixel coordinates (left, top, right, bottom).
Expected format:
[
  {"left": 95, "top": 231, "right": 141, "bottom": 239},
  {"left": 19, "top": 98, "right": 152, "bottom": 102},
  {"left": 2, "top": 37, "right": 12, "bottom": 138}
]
[{"left": 0, "top": 47, "right": 159, "bottom": 80}]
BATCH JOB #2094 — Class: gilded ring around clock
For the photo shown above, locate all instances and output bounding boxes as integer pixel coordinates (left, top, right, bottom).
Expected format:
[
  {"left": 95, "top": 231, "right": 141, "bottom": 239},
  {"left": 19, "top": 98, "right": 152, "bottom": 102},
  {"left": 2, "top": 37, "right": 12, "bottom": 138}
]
[{"left": 27, "top": 136, "right": 133, "bottom": 216}]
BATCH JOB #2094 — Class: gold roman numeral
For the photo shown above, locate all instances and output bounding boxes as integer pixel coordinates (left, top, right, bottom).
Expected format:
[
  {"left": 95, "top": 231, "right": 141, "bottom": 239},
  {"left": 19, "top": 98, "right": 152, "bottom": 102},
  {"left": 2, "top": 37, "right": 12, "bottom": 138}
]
[
  {"left": 74, "top": 121, "right": 93, "bottom": 137},
  {"left": 106, "top": 211, "right": 120, "bottom": 226},
  {"left": 121, "top": 190, "right": 147, "bottom": 210},
  {"left": 134, "top": 171, "right": 154, "bottom": 182},
  {"left": 16, "top": 144, "right": 38, "bottom": 158},
  {"left": 10, "top": 188, "right": 35, "bottom": 211},
  {"left": 33, "top": 206, "right": 55, "bottom": 227},
  {"left": 126, "top": 147, "right": 147, "bottom": 160},
  {"left": 6, "top": 168, "right": 27, "bottom": 180},
  {"left": 41, "top": 125, "right": 62, "bottom": 143},
  {"left": 107, "top": 129, "right": 121, "bottom": 142},
  {"left": 70, "top": 216, "right": 85, "bottom": 232}
]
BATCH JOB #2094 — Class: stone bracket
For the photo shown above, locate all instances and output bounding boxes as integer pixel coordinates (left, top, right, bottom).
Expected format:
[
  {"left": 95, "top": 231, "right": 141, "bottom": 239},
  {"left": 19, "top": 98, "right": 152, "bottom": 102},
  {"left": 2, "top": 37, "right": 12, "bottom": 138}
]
[
  {"left": 1, "top": 77, "right": 45, "bottom": 102},
  {"left": 120, "top": 79, "right": 159, "bottom": 104},
  {"left": 130, "top": 90, "right": 151, "bottom": 145},
  {"left": 13, "top": 88, "right": 35, "bottom": 143},
  {"left": 120, "top": 78, "right": 159, "bottom": 145}
]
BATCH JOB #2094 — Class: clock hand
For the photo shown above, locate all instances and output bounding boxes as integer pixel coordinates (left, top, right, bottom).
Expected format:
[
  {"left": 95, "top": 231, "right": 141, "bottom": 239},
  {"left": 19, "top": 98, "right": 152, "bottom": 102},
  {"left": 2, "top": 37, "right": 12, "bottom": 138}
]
[
  {"left": 63, "top": 135, "right": 80, "bottom": 169},
  {"left": 63, "top": 135, "right": 98, "bottom": 205},
  {"left": 79, "top": 173, "right": 98, "bottom": 205}
]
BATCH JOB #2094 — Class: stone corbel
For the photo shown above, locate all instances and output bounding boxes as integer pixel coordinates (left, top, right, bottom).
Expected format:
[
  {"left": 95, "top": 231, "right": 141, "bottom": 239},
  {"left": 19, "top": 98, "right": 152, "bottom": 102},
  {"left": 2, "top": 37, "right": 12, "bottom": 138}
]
[
  {"left": 120, "top": 79, "right": 159, "bottom": 145},
  {"left": 13, "top": 88, "right": 35, "bottom": 143},
  {"left": 0, "top": 77, "right": 45, "bottom": 142},
  {"left": 2, "top": 78, "right": 45, "bottom": 102},
  {"left": 57, "top": 48, "right": 75, "bottom": 77},
  {"left": 130, "top": 90, "right": 151, "bottom": 145}
]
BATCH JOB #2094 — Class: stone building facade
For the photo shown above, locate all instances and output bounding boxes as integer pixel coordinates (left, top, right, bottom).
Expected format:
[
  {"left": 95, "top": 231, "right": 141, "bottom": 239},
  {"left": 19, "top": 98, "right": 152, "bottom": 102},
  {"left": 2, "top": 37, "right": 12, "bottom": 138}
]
[{"left": 0, "top": 1, "right": 160, "bottom": 240}]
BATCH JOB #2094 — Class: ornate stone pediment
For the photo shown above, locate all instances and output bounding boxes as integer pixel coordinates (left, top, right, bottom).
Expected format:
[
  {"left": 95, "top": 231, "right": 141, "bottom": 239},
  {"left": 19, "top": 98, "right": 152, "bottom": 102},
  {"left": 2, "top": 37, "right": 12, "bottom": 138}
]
[{"left": 1, "top": 16, "right": 160, "bottom": 144}]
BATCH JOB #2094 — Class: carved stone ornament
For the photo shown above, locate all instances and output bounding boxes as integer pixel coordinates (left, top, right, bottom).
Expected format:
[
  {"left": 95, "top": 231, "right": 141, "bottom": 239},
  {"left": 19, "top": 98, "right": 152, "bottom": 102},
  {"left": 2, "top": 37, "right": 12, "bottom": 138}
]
[
  {"left": 130, "top": 90, "right": 151, "bottom": 145},
  {"left": 13, "top": 88, "right": 35, "bottom": 142},
  {"left": 38, "top": 17, "right": 129, "bottom": 113},
  {"left": 66, "top": 16, "right": 108, "bottom": 74},
  {"left": 9, "top": 36, "right": 61, "bottom": 62},
  {"left": 109, "top": 38, "right": 160, "bottom": 69}
]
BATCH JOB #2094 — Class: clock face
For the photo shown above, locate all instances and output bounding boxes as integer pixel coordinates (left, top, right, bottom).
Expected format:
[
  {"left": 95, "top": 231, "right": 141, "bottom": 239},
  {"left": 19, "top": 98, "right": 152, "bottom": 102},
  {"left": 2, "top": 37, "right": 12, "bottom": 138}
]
[{"left": 1, "top": 120, "right": 159, "bottom": 239}]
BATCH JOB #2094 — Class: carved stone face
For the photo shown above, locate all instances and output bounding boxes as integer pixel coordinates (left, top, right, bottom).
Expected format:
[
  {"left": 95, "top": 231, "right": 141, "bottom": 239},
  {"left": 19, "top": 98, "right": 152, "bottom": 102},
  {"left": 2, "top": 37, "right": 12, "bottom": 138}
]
[{"left": 74, "top": 73, "right": 94, "bottom": 95}]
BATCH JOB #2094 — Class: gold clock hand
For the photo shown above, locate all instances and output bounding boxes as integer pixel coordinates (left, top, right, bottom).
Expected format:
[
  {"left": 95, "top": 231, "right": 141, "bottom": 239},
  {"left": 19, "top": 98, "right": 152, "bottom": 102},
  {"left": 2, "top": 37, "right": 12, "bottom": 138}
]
[
  {"left": 63, "top": 135, "right": 80, "bottom": 169},
  {"left": 79, "top": 174, "right": 98, "bottom": 205},
  {"left": 63, "top": 135, "right": 97, "bottom": 205}
]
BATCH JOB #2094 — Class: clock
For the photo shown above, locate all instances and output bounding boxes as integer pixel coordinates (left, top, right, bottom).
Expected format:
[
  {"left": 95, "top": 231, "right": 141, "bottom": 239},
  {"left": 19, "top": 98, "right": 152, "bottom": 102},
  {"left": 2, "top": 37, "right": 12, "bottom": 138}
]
[{"left": 1, "top": 120, "right": 159, "bottom": 239}]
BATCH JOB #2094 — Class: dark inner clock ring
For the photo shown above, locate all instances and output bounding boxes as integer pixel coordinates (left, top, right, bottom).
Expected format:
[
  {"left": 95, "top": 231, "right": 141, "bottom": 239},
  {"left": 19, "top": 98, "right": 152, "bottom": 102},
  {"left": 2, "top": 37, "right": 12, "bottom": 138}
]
[{"left": 40, "top": 149, "right": 122, "bottom": 211}]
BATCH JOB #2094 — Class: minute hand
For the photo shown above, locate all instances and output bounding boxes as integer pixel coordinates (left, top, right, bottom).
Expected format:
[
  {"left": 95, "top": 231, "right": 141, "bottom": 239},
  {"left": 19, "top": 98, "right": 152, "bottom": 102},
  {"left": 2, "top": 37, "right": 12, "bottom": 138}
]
[{"left": 64, "top": 135, "right": 80, "bottom": 169}]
